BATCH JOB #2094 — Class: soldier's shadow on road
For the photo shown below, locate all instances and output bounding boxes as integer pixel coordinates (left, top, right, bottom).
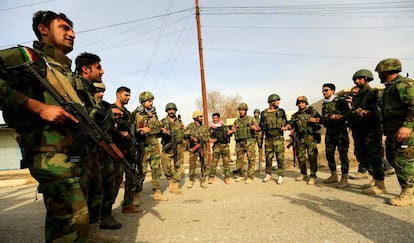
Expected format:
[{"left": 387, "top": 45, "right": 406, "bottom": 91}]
[{"left": 280, "top": 193, "right": 414, "bottom": 242}]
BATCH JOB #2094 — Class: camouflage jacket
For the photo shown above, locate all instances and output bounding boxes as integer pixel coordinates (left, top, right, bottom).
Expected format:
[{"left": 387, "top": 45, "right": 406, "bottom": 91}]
[
  {"left": 72, "top": 75, "right": 97, "bottom": 113},
  {"left": 160, "top": 116, "right": 185, "bottom": 145},
  {"left": 321, "top": 96, "right": 351, "bottom": 134},
  {"left": 134, "top": 105, "right": 161, "bottom": 145},
  {"left": 184, "top": 122, "right": 210, "bottom": 148},
  {"left": 289, "top": 106, "right": 321, "bottom": 137},
  {"left": 350, "top": 85, "right": 381, "bottom": 131},
  {"left": 0, "top": 41, "right": 75, "bottom": 166},
  {"left": 381, "top": 75, "right": 414, "bottom": 136}
]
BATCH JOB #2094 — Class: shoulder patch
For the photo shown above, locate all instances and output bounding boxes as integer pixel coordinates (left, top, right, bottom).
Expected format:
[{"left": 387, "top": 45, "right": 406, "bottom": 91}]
[{"left": 0, "top": 46, "right": 36, "bottom": 68}]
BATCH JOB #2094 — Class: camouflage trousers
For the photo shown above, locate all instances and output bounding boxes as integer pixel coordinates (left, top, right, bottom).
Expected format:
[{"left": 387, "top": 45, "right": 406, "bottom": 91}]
[
  {"left": 325, "top": 131, "right": 350, "bottom": 174},
  {"left": 99, "top": 153, "right": 121, "bottom": 219},
  {"left": 385, "top": 133, "right": 414, "bottom": 189},
  {"left": 297, "top": 135, "right": 318, "bottom": 177},
  {"left": 352, "top": 128, "right": 384, "bottom": 180},
  {"left": 161, "top": 143, "right": 184, "bottom": 182},
  {"left": 235, "top": 139, "right": 256, "bottom": 178},
  {"left": 188, "top": 147, "right": 207, "bottom": 181},
  {"left": 142, "top": 144, "right": 162, "bottom": 191},
  {"left": 265, "top": 136, "right": 285, "bottom": 176},
  {"left": 209, "top": 143, "right": 231, "bottom": 178},
  {"left": 31, "top": 152, "right": 89, "bottom": 243}
]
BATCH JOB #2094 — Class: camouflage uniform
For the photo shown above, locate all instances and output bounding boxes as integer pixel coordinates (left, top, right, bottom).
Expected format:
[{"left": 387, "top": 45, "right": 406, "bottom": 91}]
[
  {"left": 289, "top": 106, "right": 321, "bottom": 178},
  {"left": 184, "top": 121, "right": 210, "bottom": 184},
  {"left": 209, "top": 122, "right": 232, "bottom": 179},
  {"left": 135, "top": 106, "right": 163, "bottom": 192},
  {"left": 381, "top": 75, "right": 414, "bottom": 190},
  {"left": 321, "top": 96, "right": 351, "bottom": 176},
  {"left": 234, "top": 115, "right": 258, "bottom": 179},
  {"left": 350, "top": 86, "right": 385, "bottom": 181},
  {"left": 259, "top": 108, "right": 287, "bottom": 177},
  {"left": 160, "top": 115, "right": 185, "bottom": 186},
  {"left": 0, "top": 42, "right": 88, "bottom": 242}
]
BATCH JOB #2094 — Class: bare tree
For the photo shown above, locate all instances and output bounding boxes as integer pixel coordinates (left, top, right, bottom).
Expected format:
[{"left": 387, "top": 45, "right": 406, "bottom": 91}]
[{"left": 195, "top": 90, "right": 241, "bottom": 119}]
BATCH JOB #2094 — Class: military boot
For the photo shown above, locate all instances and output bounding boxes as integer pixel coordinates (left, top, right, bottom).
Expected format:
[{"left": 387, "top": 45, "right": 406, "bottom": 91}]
[
  {"left": 186, "top": 179, "right": 194, "bottom": 188},
  {"left": 208, "top": 176, "right": 215, "bottom": 184},
  {"left": 360, "top": 179, "right": 375, "bottom": 189},
  {"left": 88, "top": 223, "right": 120, "bottom": 243},
  {"left": 152, "top": 189, "right": 168, "bottom": 201},
  {"left": 337, "top": 174, "right": 349, "bottom": 188},
  {"left": 171, "top": 182, "right": 183, "bottom": 195},
  {"left": 349, "top": 171, "right": 368, "bottom": 180},
  {"left": 167, "top": 179, "right": 173, "bottom": 192},
  {"left": 324, "top": 171, "right": 338, "bottom": 184},
  {"left": 200, "top": 178, "right": 208, "bottom": 189},
  {"left": 100, "top": 215, "right": 122, "bottom": 230},
  {"left": 362, "top": 180, "right": 387, "bottom": 195},
  {"left": 388, "top": 187, "right": 414, "bottom": 207},
  {"left": 133, "top": 192, "right": 141, "bottom": 207},
  {"left": 224, "top": 177, "right": 231, "bottom": 185}
]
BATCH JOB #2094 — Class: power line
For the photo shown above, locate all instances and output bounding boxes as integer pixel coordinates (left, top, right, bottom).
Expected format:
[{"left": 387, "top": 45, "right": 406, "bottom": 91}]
[{"left": 0, "top": 0, "right": 54, "bottom": 12}]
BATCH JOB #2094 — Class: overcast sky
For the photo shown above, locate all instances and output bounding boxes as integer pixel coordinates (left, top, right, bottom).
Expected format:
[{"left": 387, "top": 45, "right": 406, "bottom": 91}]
[{"left": 1, "top": 0, "right": 413, "bottom": 124}]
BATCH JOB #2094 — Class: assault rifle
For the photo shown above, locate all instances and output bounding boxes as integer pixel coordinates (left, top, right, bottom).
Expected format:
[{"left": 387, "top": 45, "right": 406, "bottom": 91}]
[
  {"left": 163, "top": 122, "right": 178, "bottom": 167},
  {"left": 286, "top": 132, "right": 299, "bottom": 167},
  {"left": 191, "top": 137, "right": 205, "bottom": 179},
  {"left": 24, "top": 62, "right": 138, "bottom": 182}
]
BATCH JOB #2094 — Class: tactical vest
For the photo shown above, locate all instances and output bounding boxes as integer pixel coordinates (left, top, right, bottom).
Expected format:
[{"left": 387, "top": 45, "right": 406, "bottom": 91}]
[
  {"left": 234, "top": 116, "right": 255, "bottom": 140},
  {"left": 161, "top": 117, "right": 185, "bottom": 144},
  {"left": 90, "top": 100, "right": 115, "bottom": 132},
  {"left": 135, "top": 106, "right": 161, "bottom": 145},
  {"left": 260, "top": 108, "right": 286, "bottom": 137},
  {"left": 211, "top": 125, "right": 230, "bottom": 144}
]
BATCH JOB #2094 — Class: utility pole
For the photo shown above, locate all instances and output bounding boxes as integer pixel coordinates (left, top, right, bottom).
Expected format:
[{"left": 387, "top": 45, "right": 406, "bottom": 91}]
[
  {"left": 195, "top": 0, "right": 208, "bottom": 127},
  {"left": 195, "top": 0, "right": 211, "bottom": 164}
]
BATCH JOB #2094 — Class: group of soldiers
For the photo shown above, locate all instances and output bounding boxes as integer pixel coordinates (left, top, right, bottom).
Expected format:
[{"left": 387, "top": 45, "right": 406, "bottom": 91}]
[{"left": 0, "top": 10, "right": 413, "bottom": 243}]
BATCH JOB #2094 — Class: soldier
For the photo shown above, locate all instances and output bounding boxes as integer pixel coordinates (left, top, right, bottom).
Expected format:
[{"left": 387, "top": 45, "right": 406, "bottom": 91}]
[
  {"left": 134, "top": 91, "right": 168, "bottom": 201},
  {"left": 185, "top": 110, "right": 210, "bottom": 188},
  {"left": 0, "top": 11, "right": 89, "bottom": 242},
  {"left": 111, "top": 86, "right": 144, "bottom": 213},
  {"left": 160, "top": 102, "right": 186, "bottom": 194},
  {"left": 348, "top": 69, "right": 386, "bottom": 195},
  {"left": 286, "top": 96, "right": 321, "bottom": 185},
  {"left": 74, "top": 53, "right": 119, "bottom": 241},
  {"left": 320, "top": 83, "right": 351, "bottom": 188},
  {"left": 259, "top": 94, "right": 288, "bottom": 184},
  {"left": 208, "top": 112, "right": 233, "bottom": 185},
  {"left": 375, "top": 58, "right": 414, "bottom": 206},
  {"left": 233, "top": 103, "right": 260, "bottom": 184}
]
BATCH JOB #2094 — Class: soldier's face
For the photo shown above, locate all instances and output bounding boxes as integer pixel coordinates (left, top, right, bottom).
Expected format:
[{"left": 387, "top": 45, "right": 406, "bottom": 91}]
[
  {"left": 83, "top": 62, "right": 104, "bottom": 83},
  {"left": 144, "top": 99, "right": 153, "bottom": 109},
  {"left": 353, "top": 77, "right": 366, "bottom": 88},
  {"left": 167, "top": 109, "right": 176, "bottom": 118},
  {"left": 117, "top": 91, "right": 130, "bottom": 105},
  {"left": 297, "top": 101, "right": 307, "bottom": 110},
  {"left": 238, "top": 109, "right": 247, "bottom": 117},
  {"left": 322, "top": 87, "right": 334, "bottom": 99},
  {"left": 378, "top": 72, "right": 388, "bottom": 83},
  {"left": 212, "top": 115, "right": 220, "bottom": 123},
  {"left": 40, "top": 18, "right": 75, "bottom": 54}
]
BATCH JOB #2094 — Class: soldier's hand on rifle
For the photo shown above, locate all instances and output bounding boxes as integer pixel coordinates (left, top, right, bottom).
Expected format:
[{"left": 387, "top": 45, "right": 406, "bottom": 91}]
[
  {"left": 160, "top": 127, "right": 170, "bottom": 135},
  {"left": 139, "top": 127, "right": 151, "bottom": 135},
  {"left": 309, "top": 117, "right": 320, "bottom": 123},
  {"left": 330, "top": 114, "right": 343, "bottom": 121},
  {"left": 111, "top": 108, "right": 123, "bottom": 119},
  {"left": 25, "top": 98, "right": 78, "bottom": 124},
  {"left": 251, "top": 124, "right": 260, "bottom": 131},
  {"left": 396, "top": 127, "right": 412, "bottom": 143}
]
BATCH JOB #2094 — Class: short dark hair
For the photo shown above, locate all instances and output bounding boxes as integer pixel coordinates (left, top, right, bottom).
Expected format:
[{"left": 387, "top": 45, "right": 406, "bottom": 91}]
[
  {"left": 212, "top": 112, "right": 220, "bottom": 118},
  {"left": 116, "top": 86, "right": 131, "bottom": 94},
  {"left": 32, "top": 10, "right": 73, "bottom": 40},
  {"left": 75, "top": 52, "right": 101, "bottom": 74},
  {"left": 322, "top": 83, "right": 336, "bottom": 91}
]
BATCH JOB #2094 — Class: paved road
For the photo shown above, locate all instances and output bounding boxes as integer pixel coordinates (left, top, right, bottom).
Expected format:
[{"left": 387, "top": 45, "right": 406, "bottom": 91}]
[{"left": 1, "top": 166, "right": 413, "bottom": 243}]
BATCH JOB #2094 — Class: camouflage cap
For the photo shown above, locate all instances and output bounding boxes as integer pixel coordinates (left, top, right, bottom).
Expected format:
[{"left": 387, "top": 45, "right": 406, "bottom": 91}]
[
  {"left": 352, "top": 69, "right": 373, "bottom": 81},
  {"left": 254, "top": 108, "right": 260, "bottom": 114},
  {"left": 268, "top": 94, "right": 280, "bottom": 103},
  {"left": 375, "top": 58, "right": 402, "bottom": 73},
  {"left": 165, "top": 102, "right": 177, "bottom": 111},
  {"left": 139, "top": 91, "right": 154, "bottom": 103},
  {"left": 296, "top": 96, "right": 308, "bottom": 105},
  {"left": 192, "top": 110, "right": 203, "bottom": 119},
  {"left": 238, "top": 103, "right": 248, "bottom": 110}
]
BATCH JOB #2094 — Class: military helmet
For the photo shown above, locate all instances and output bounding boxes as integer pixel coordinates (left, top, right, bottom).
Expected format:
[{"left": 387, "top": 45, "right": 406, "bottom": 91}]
[
  {"left": 139, "top": 91, "right": 154, "bottom": 103},
  {"left": 165, "top": 102, "right": 177, "bottom": 111},
  {"left": 192, "top": 110, "right": 203, "bottom": 119},
  {"left": 296, "top": 96, "right": 308, "bottom": 105},
  {"left": 237, "top": 103, "right": 248, "bottom": 110},
  {"left": 268, "top": 94, "right": 280, "bottom": 103},
  {"left": 375, "top": 58, "right": 402, "bottom": 73},
  {"left": 254, "top": 108, "right": 260, "bottom": 114},
  {"left": 93, "top": 82, "right": 105, "bottom": 91},
  {"left": 352, "top": 69, "right": 374, "bottom": 81}
]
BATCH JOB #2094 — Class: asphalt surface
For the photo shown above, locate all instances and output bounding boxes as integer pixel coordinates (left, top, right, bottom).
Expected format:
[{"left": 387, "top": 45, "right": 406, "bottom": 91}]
[{"left": 1, "top": 163, "right": 413, "bottom": 243}]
